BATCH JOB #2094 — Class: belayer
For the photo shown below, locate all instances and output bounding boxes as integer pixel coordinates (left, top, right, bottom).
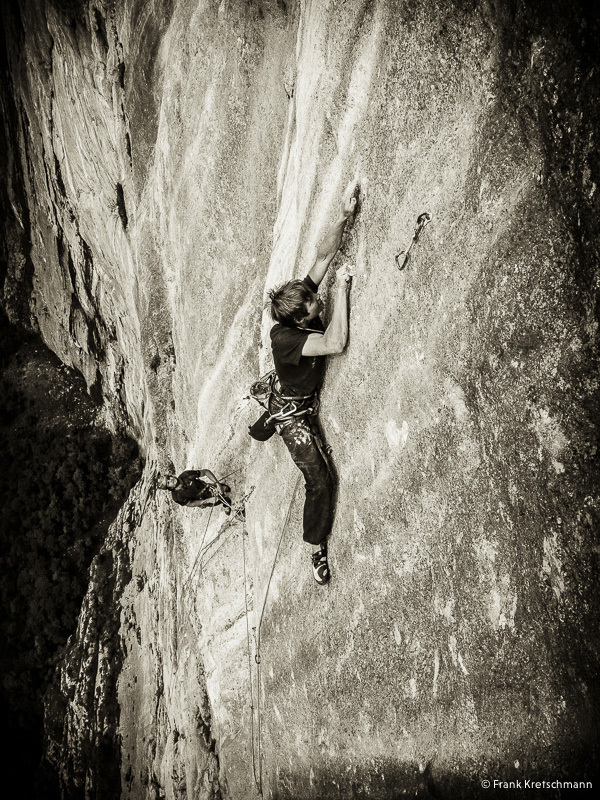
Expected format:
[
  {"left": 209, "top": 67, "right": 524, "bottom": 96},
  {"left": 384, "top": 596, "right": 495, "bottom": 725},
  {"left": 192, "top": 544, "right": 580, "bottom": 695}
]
[
  {"left": 263, "top": 176, "right": 358, "bottom": 585},
  {"left": 157, "top": 470, "right": 233, "bottom": 513}
]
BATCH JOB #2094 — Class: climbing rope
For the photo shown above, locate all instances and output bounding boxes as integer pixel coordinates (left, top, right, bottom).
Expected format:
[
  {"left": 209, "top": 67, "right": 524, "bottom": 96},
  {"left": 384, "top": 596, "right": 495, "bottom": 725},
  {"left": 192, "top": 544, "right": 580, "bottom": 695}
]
[
  {"left": 219, "top": 455, "right": 259, "bottom": 483},
  {"left": 180, "top": 507, "right": 215, "bottom": 640},
  {"left": 395, "top": 211, "right": 432, "bottom": 270},
  {"left": 214, "top": 492, "right": 247, "bottom": 522},
  {"left": 181, "top": 495, "right": 250, "bottom": 665},
  {"left": 242, "top": 519, "right": 259, "bottom": 792},
  {"left": 163, "top": 446, "right": 299, "bottom": 795},
  {"left": 183, "top": 486, "right": 253, "bottom": 608},
  {"left": 192, "top": 530, "right": 237, "bottom": 574},
  {"left": 242, "top": 474, "right": 302, "bottom": 796},
  {"left": 183, "top": 505, "right": 214, "bottom": 595}
]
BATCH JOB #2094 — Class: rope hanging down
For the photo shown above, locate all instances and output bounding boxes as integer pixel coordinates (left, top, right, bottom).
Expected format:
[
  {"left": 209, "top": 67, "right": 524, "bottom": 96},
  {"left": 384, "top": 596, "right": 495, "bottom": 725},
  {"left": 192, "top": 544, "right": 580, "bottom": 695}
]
[
  {"left": 183, "top": 505, "right": 214, "bottom": 596},
  {"left": 242, "top": 519, "right": 259, "bottom": 792},
  {"left": 243, "top": 474, "right": 302, "bottom": 797},
  {"left": 183, "top": 486, "right": 251, "bottom": 596}
]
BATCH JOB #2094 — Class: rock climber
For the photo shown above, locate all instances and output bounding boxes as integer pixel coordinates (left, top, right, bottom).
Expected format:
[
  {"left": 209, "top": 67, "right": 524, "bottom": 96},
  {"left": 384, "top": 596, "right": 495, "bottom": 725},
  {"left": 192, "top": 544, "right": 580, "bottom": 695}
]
[
  {"left": 266, "top": 175, "right": 358, "bottom": 585},
  {"left": 157, "top": 470, "right": 233, "bottom": 513}
]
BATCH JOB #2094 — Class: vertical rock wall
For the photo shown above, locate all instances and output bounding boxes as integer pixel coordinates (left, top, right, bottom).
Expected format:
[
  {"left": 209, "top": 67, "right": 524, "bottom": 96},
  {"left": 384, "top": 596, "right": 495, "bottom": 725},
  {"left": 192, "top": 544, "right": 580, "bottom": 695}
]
[
  {"left": 1, "top": 0, "right": 599, "bottom": 798},
  {"left": 247, "top": 2, "right": 600, "bottom": 797}
]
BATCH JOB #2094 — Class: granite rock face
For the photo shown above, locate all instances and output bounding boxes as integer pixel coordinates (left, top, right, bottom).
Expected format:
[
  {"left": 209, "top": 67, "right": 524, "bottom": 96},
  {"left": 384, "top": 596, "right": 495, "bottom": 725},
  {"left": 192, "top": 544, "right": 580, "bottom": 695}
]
[{"left": 1, "top": 0, "right": 599, "bottom": 798}]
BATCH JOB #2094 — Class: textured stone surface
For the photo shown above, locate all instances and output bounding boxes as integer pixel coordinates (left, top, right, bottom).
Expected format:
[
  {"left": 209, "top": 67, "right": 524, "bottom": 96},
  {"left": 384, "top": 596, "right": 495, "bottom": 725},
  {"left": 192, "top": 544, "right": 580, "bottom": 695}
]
[{"left": 1, "top": 0, "right": 599, "bottom": 798}]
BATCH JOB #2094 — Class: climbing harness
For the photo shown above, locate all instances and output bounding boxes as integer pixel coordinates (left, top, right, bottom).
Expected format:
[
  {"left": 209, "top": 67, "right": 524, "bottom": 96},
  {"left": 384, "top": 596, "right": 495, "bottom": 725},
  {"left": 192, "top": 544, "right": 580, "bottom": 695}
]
[
  {"left": 395, "top": 211, "right": 432, "bottom": 270},
  {"left": 248, "top": 318, "right": 325, "bottom": 440},
  {"left": 248, "top": 371, "right": 319, "bottom": 442},
  {"left": 249, "top": 370, "right": 318, "bottom": 428},
  {"left": 243, "top": 474, "right": 302, "bottom": 797}
]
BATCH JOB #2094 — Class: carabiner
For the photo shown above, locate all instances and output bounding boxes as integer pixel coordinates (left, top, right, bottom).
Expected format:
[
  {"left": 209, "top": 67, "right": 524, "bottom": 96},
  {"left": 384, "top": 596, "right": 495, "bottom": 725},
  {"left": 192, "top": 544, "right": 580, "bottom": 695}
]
[{"left": 395, "top": 212, "right": 432, "bottom": 270}]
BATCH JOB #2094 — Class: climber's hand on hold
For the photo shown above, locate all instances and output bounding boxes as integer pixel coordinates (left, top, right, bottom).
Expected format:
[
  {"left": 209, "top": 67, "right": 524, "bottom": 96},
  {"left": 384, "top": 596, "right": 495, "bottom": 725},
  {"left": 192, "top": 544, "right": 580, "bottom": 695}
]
[
  {"left": 304, "top": 264, "right": 353, "bottom": 356},
  {"left": 336, "top": 263, "right": 353, "bottom": 289},
  {"left": 309, "top": 173, "right": 359, "bottom": 287},
  {"left": 342, "top": 174, "right": 359, "bottom": 219}
]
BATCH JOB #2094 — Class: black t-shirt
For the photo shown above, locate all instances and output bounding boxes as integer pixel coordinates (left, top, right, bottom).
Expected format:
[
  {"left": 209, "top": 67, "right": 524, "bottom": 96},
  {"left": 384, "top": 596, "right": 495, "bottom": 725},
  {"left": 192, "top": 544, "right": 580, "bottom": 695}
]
[
  {"left": 270, "top": 276, "right": 325, "bottom": 396},
  {"left": 171, "top": 470, "right": 213, "bottom": 506}
]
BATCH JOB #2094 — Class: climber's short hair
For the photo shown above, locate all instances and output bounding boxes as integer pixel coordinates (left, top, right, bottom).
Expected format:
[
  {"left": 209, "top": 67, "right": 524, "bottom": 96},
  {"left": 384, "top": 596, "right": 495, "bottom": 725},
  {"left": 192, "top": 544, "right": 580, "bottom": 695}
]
[{"left": 267, "top": 280, "right": 313, "bottom": 325}]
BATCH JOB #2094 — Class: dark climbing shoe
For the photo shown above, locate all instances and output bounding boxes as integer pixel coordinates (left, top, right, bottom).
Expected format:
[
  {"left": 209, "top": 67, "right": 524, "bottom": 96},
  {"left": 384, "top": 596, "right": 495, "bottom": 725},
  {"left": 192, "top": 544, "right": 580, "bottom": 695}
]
[{"left": 311, "top": 547, "right": 330, "bottom": 586}]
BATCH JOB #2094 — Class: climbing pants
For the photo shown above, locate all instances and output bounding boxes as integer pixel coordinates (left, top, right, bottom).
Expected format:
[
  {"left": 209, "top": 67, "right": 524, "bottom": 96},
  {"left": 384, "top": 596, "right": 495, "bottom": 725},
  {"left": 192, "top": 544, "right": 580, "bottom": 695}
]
[{"left": 275, "top": 414, "right": 334, "bottom": 546}]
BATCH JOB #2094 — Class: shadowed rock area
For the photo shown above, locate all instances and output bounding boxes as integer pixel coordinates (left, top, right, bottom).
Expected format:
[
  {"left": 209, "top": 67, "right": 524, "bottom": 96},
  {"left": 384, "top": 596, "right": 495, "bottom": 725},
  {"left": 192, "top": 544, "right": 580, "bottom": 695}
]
[
  {"left": 0, "top": 311, "right": 143, "bottom": 797},
  {"left": 1, "top": 0, "right": 599, "bottom": 798}
]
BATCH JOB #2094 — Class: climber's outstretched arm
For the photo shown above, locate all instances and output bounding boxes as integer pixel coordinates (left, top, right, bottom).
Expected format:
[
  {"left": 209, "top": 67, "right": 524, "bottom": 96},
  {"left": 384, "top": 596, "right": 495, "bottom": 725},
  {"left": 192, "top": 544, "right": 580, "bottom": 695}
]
[
  {"left": 198, "top": 469, "right": 230, "bottom": 496},
  {"left": 198, "top": 469, "right": 219, "bottom": 485},
  {"left": 308, "top": 176, "right": 358, "bottom": 287},
  {"left": 302, "top": 264, "right": 352, "bottom": 356}
]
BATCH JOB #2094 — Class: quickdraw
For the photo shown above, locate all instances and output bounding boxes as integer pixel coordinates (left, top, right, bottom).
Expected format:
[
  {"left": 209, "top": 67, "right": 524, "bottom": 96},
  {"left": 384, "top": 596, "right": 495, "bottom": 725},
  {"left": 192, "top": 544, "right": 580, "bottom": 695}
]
[
  {"left": 244, "top": 474, "right": 303, "bottom": 796},
  {"left": 395, "top": 211, "right": 432, "bottom": 271},
  {"left": 267, "top": 395, "right": 319, "bottom": 426},
  {"left": 249, "top": 369, "right": 317, "bottom": 426}
]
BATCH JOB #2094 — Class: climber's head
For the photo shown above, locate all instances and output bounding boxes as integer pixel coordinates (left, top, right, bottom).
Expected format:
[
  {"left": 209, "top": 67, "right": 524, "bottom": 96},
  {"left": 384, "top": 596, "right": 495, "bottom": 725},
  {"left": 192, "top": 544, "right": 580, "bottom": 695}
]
[
  {"left": 267, "top": 280, "right": 322, "bottom": 326},
  {"left": 157, "top": 474, "right": 179, "bottom": 491}
]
